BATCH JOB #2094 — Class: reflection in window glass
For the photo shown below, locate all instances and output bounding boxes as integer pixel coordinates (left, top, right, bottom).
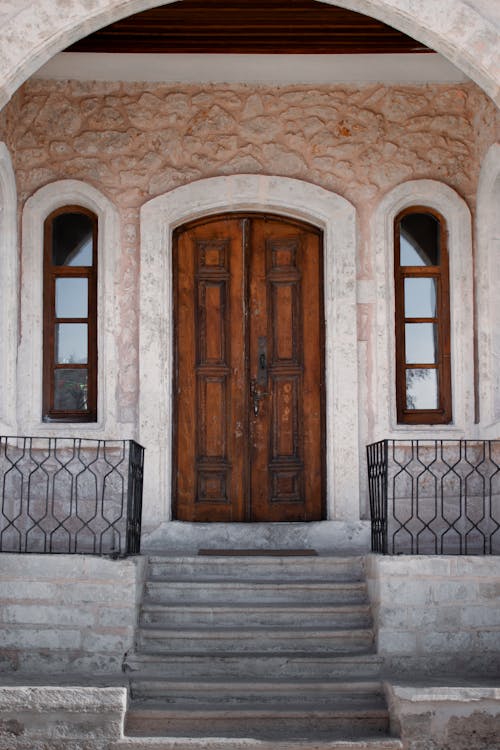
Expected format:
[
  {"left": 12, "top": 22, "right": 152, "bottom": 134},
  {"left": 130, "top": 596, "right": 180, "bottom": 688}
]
[
  {"left": 55, "top": 323, "right": 88, "bottom": 364},
  {"left": 405, "top": 323, "right": 438, "bottom": 364},
  {"left": 55, "top": 278, "right": 88, "bottom": 318},
  {"left": 52, "top": 213, "right": 93, "bottom": 266},
  {"left": 404, "top": 277, "right": 436, "bottom": 318},
  {"left": 400, "top": 213, "right": 440, "bottom": 266},
  {"left": 406, "top": 369, "right": 438, "bottom": 410},
  {"left": 54, "top": 369, "right": 88, "bottom": 410}
]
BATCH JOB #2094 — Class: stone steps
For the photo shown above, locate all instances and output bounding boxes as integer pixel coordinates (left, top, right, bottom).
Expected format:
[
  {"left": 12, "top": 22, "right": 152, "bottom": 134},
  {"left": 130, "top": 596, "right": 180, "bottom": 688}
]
[
  {"left": 123, "top": 554, "right": 396, "bottom": 747},
  {"left": 140, "top": 602, "right": 372, "bottom": 629},
  {"left": 147, "top": 555, "right": 366, "bottom": 582},
  {"left": 125, "top": 694, "right": 390, "bottom": 739},
  {"left": 112, "top": 738, "right": 404, "bottom": 750},
  {"left": 144, "top": 580, "right": 369, "bottom": 605},
  {"left": 125, "top": 652, "right": 384, "bottom": 680},
  {"left": 129, "top": 678, "right": 384, "bottom": 703},
  {"left": 138, "top": 626, "right": 374, "bottom": 654}
]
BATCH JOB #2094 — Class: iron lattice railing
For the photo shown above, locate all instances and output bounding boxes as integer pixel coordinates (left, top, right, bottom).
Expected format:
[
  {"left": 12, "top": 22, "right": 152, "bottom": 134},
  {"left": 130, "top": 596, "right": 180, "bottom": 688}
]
[
  {"left": 367, "top": 439, "right": 500, "bottom": 555},
  {"left": 0, "top": 437, "right": 144, "bottom": 556}
]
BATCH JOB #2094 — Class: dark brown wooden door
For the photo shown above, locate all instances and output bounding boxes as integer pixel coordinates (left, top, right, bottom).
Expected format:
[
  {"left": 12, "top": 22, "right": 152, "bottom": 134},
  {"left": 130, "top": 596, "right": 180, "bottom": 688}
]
[{"left": 173, "top": 214, "right": 324, "bottom": 522}]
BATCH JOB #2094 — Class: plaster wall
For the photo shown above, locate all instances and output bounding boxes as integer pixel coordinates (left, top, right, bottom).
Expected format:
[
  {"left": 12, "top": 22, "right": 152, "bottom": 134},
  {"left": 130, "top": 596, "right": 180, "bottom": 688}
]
[
  {"left": 367, "top": 555, "right": 500, "bottom": 677},
  {"left": 0, "top": 555, "right": 145, "bottom": 675}
]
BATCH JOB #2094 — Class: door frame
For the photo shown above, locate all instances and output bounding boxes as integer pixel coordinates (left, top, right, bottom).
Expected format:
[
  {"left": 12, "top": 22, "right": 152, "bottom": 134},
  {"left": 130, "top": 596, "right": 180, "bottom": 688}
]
[{"left": 139, "top": 175, "right": 358, "bottom": 532}]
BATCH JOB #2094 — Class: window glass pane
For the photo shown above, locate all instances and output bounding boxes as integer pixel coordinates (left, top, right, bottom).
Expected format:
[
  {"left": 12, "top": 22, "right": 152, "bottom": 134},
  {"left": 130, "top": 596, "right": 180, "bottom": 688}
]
[
  {"left": 405, "top": 323, "right": 438, "bottom": 364},
  {"left": 404, "top": 277, "right": 437, "bottom": 318},
  {"left": 52, "top": 213, "right": 93, "bottom": 266},
  {"left": 54, "top": 369, "right": 88, "bottom": 411},
  {"left": 55, "top": 278, "right": 88, "bottom": 318},
  {"left": 55, "top": 323, "right": 88, "bottom": 364},
  {"left": 400, "top": 213, "right": 440, "bottom": 266},
  {"left": 406, "top": 369, "right": 438, "bottom": 410}
]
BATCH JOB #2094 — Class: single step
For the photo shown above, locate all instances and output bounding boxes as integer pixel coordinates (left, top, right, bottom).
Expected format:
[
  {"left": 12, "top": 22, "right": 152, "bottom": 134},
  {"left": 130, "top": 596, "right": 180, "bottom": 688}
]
[
  {"left": 143, "top": 580, "right": 368, "bottom": 605},
  {"left": 123, "top": 652, "right": 383, "bottom": 680},
  {"left": 147, "top": 555, "right": 365, "bottom": 582},
  {"left": 137, "top": 626, "right": 374, "bottom": 654},
  {"left": 129, "top": 678, "right": 383, "bottom": 704},
  {"left": 125, "top": 698, "right": 390, "bottom": 739},
  {"left": 140, "top": 602, "right": 372, "bottom": 629},
  {"left": 112, "top": 738, "right": 404, "bottom": 750}
]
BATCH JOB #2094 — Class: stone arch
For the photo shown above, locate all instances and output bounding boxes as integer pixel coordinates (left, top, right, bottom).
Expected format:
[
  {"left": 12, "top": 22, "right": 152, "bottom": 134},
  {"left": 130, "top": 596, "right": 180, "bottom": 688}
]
[
  {"left": 0, "top": 1, "right": 498, "bottom": 110},
  {"left": 372, "top": 179, "right": 474, "bottom": 437},
  {"left": 139, "top": 174, "right": 358, "bottom": 534},
  {"left": 18, "top": 179, "right": 123, "bottom": 437},
  {"left": 0, "top": 142, "right": 18, "bottom": 431},
  {"left": 477, "top": 143, "right": 500, "bottom": 433}
]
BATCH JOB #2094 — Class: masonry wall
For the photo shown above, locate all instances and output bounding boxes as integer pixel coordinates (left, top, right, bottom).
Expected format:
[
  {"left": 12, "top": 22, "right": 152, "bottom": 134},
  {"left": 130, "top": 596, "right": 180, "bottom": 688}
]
[
  {"left": 367, "top": 554, "right": 500, "bottom": 677},
  {"left": 0, "top": 555, "right": 146, "bottom": 674}
]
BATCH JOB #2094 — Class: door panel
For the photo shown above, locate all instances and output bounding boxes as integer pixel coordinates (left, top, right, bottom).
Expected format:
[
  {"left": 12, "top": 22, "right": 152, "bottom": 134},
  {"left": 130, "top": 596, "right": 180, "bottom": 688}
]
[{"left": 173, "top": 214, "right": 324, "bottom": 522}]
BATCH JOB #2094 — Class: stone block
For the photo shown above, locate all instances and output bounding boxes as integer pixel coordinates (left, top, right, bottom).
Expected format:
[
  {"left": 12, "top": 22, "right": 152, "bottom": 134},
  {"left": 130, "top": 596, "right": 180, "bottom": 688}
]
[
  {"left": 418, "top": 630, "right": 476, "bottom": 654},
  {"left": 81, "top": 630, "right": 133, "bottom": 653},
  {"left": 0, "top": 604, "right": 95, "bottom": 628},
  {"left": 377, "top": 629, "right": 418, "bottom": 654},
  {"left": 0, "top": 628, "right": 82, "bottom": 650},
  {"left": 461, "top": 606, "right": 500, "bottom": 628},
  {"left": 97, "top": 606, "right": 136, "bottom": 628}
]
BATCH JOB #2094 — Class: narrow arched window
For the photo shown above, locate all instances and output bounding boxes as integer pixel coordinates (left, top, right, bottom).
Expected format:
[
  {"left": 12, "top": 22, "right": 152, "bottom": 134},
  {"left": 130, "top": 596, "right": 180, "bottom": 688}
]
[
  {"left": 43, "top": 207, "right": 97, "bottom": 422},
  {"left": 394, "top": 207, "right": 451, "bottom": 424}
]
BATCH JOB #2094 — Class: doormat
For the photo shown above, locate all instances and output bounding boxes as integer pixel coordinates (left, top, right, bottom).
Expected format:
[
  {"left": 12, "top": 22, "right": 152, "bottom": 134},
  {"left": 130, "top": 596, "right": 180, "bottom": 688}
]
[{"left": 198, "top": 549, "right": 318, "bottom": 556}]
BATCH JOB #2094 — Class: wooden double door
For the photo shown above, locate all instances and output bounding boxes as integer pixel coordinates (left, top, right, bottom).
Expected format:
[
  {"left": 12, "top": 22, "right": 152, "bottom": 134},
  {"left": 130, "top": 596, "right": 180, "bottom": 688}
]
[{"left": 173, "top": 214, "right": 325, "bottom": 522}]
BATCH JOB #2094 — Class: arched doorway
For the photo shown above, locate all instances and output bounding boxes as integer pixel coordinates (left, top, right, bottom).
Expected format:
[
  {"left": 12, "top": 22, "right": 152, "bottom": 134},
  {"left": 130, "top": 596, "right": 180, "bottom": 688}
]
[
  {"left": 173, "top": 213, "right": 325, "bottom": 522},
  {"left": 139, "top": 175, "right": 358, "bottom": 538}
]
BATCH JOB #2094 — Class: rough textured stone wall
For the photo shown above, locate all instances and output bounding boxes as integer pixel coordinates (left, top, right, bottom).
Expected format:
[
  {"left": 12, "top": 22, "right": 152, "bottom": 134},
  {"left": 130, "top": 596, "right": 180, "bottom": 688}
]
[
  {"left": 0, "top": 555, "right": 145, "bottom": 674},
  {"left": 1, "top": 79, "right": 497, "bottom": 420},
  {"left": 387, "top": 684, "right": 500, "bottom": 750},
  {"left": 367, "top": 555, "right": 500, "bottom": 677}
]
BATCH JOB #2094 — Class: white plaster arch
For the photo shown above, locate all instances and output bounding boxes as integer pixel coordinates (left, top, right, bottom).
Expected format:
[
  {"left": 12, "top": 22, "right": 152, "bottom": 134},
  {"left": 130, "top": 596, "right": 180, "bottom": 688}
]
[
  {"left": 19, "top": 180, "right": 125, "bottom": 438},
  {"left": 139, "top": 174, "right": 358, "bottom": 532},
  {"left": 372, "top": 179, "right": 475, "bottom": 438},
  {"left": 477, "top": 143, "right": 500, "bottom": 434},
  {"left": 0, "top": 0, "right": 498, "bottom": 110},
  {"left": 0, "top": 142, "right": 18, "bottom": 433}
]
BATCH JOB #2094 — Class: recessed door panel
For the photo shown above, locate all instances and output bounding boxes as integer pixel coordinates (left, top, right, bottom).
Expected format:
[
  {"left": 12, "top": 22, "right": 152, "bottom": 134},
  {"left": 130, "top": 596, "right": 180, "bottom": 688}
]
[{"left": 173, "top": 214, "right": 324, "bottom": 522}]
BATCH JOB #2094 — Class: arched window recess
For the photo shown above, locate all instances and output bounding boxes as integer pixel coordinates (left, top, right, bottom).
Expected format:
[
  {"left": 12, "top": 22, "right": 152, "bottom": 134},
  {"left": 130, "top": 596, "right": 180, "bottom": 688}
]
[
  {"left": 394, "top": 206, "right": 452, "bottom": 425},
  {"left": 43, "top": 206, "right": 98, "bottom": 422}
]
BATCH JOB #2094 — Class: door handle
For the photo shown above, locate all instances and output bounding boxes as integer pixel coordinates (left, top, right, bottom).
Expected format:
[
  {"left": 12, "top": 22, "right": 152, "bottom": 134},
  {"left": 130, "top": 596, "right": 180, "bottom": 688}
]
[
  {"left": 252, "top": 337, "right": 269, "bottom": 416},
  {"left": 257, "top": 336, "right": 268, "bottom": 386},
  {"left": 251, "top": 380, "right": 268, "bottom": 416}
]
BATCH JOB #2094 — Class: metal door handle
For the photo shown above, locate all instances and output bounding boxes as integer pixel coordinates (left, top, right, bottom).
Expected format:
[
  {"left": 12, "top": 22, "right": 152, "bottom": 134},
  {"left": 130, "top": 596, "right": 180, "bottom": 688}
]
[
  {"left": 251, "top": 379, "right": 268, "bottom": 416},
  {"left": 257, "top": 336, "right": 268, "bottom": 387}
]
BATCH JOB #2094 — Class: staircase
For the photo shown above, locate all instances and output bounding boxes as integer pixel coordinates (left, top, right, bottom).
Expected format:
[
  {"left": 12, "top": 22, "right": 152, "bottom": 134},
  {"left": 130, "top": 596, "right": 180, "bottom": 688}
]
[{"left": 121, "top": 554, "right": 402, "bottom": 749}]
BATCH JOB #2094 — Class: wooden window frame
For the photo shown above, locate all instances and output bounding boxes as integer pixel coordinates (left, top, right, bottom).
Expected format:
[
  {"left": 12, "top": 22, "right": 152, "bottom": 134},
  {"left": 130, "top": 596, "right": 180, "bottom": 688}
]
[
  {"left": 394, "top": 206, "right": 452, "bottom": 425},
  {"left": 43, "top": 206, "right": 98, "bottom": 422}
]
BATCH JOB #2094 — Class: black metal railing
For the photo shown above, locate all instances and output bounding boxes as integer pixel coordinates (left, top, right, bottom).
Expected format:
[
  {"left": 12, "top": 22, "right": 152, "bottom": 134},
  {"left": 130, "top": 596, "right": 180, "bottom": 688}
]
[
  {"left": 0, "top": 437, "right": 144, "bottom": 556},
  {"left": 367, "top": 439, "right": 500, "bottom": 555}
]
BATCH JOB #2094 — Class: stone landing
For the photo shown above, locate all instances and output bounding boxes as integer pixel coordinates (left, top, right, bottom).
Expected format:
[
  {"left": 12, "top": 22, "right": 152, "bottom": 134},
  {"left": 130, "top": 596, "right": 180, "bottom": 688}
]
[{"left": 141, "top": 521, "right": 371, "bottom": 556}]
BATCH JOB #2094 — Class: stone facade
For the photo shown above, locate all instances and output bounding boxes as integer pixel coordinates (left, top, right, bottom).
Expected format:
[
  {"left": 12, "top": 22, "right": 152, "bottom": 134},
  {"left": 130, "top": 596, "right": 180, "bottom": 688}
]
[
  {"left": 367, "top": 555, "right": 500, "bottom": 677},
  {"left": 0, "top": 555, "right": 145, "bottom": 674},
  {"left": 0, "top": 79, "right": 500, "bottom": 529}
]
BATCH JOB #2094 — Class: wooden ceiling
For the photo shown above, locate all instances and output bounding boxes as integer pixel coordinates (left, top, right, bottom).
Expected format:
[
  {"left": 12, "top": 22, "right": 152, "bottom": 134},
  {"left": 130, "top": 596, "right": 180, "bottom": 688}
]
[{"left": 67, "top": 0, "right": 430, "bottom": 55}]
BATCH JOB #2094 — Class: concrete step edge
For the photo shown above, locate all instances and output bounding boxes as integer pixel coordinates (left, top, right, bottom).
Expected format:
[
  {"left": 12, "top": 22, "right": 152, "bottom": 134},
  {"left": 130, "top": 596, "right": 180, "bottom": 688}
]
[
  {"left": 113, "top": 740, "right": 403, "bottom": 750},
  {"left": 138, "top": 627, "right": 373, "bottom": 637},
  {"left": 129, "top": 680, "right": 384, "bottom": 694}
]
